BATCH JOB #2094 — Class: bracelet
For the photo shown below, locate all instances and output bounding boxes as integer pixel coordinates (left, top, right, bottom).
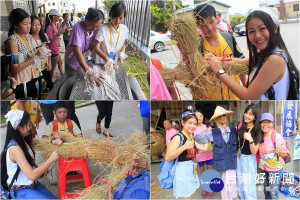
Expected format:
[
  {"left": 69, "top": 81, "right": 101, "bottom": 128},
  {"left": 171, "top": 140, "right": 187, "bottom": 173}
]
[
  {"left": 249, "top": 140, "right": 254, "bottom": 144},
  {"left": 55, "top": 33, "right": 61, "bottom": 36}
]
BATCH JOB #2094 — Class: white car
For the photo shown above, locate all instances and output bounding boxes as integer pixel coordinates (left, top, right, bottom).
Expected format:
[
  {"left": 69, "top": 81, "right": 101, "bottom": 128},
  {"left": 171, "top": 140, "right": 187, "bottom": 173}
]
[{"left": 150, "top": 30, "right": 172, "bottom": 52}]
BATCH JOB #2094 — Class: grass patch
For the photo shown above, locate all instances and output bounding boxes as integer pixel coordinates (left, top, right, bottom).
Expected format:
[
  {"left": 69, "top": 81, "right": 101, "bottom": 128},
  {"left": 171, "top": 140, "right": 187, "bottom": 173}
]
[
  {"left": 75, "top": 101, "right": 89, "bottom": 105},
  {"left": 171, "top": 40, "right": 178, "bottom": 45},
  {"left": 124, "top": 53, "right": 149, "bottom": 99},
  {"left": 1, "top": 116, "right": 6, "bottom": 124}
]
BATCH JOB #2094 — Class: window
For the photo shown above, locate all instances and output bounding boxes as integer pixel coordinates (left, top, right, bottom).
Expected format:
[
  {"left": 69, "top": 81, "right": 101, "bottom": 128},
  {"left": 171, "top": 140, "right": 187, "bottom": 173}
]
[
  {"left": 293, "top": 4, "right": 299, "bottom": 11},
  {"left": 48, "top": 3, "right": 50, "bottom": 6},
  {"left": 52, "top": 2, "right": 55, "bottom": 6}
]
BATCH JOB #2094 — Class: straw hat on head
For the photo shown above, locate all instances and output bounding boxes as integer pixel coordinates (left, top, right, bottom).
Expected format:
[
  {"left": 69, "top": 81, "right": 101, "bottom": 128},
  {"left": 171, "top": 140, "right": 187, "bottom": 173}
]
[{"left": 209, "top": 106, "right": 234, "bottom": 122}]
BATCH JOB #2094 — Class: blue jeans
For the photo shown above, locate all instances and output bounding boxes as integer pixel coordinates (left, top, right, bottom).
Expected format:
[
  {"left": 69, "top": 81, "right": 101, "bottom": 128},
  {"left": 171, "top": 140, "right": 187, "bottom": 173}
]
[
  {"left": 236, "top": 154, "right": 257, "bottom": 200},
  {"left": 262, "top": 169, "right": 283, "bottom": 200},
  {"left": 10, "top": 182, "right": 56, "bottom": 199}
]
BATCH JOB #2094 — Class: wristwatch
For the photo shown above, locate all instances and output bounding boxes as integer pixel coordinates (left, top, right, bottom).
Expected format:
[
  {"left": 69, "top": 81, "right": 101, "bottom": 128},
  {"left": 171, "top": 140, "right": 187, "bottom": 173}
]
[{"left": 216, "top": 69, "right": 225, "bottom": 78}]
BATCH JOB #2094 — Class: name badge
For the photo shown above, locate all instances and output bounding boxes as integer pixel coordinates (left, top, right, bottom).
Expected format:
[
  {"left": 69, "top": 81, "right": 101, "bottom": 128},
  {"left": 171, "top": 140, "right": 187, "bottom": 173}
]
[
  {"left": 33, "top": 64, "right": 40, "bottom": 77},
  {"left": 109, "top": 51, "right": 116, "bottom": 61},
  {"left": 41, "top": 60, "right": 48, "bottom": 70}
]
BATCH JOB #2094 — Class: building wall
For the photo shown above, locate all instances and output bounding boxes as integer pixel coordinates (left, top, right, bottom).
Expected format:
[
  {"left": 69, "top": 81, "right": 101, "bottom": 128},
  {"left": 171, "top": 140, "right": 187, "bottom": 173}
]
[
  {"left": 263, "top": 0, "right": 299, "bottom": 18},
  {"left": 211, "top": 2, "right": 230, "bottom": 21}
]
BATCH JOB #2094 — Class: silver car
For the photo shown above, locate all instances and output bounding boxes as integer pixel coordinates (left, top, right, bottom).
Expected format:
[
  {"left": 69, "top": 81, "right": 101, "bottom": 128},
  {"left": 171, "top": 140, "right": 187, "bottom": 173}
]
[{"left": 150, "top": 30, "right": 172, "bottom": 52}]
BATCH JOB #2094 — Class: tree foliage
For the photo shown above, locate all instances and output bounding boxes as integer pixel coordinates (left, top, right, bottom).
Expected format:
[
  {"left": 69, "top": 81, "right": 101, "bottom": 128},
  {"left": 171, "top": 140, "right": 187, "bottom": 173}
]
[
  {"left": 229, "top": 15, "right": 247, "bottom": 30},
  {"left": 103, "top": 0, "right": 118, "bottom": 13},
  {"left": 150, "top": 0, "right": 182, "bottom": 32}
]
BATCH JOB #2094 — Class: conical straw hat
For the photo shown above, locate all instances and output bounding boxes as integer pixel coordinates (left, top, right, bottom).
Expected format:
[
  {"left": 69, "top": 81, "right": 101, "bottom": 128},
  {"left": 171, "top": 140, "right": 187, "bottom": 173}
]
[{"left": 209, "top": 106, "right": 234, "bottom": 122}]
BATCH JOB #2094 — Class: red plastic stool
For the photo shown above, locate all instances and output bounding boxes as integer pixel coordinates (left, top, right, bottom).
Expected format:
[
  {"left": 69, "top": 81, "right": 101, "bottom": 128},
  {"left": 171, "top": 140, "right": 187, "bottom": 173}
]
[{"left": 58, "top": 157, "right": 91, "bottom": 199}]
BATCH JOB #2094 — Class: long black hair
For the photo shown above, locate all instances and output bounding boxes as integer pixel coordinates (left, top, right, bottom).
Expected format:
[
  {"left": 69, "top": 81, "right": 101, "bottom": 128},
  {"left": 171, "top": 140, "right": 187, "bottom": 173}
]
[
  {"left": 44, "top": 13, "right": 54, "bottom": 33},
  {"left": 246, "top": 11, "right": 299, "bottom": 94},
  {"left": 0, "top": 111, "right": 36, "bottom": 187},
  {"left": 238, "top": 104, "right": 262, "bottom": 144},
  {"left": 30, "top": 15, "right": 48, "bottom": 43},
  {"left": 8, "top": 8, "right": 30, "bottom": 36}
]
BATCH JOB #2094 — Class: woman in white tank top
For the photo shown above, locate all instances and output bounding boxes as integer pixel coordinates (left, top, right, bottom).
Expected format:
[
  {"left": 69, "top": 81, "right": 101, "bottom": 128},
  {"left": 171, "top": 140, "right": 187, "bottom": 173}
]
[{"left": 1, "top": 110, "right": 59, "bottom": 199}]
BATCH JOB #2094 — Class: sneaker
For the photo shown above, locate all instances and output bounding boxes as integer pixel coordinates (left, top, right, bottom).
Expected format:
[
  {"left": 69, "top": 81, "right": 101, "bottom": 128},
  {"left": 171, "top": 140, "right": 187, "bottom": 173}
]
[
  {"left": 201, "top": 189, "right": 207, "bottom": 198},
  {"left": 207, "top": 192, "right": 214, "bottom": 199}
]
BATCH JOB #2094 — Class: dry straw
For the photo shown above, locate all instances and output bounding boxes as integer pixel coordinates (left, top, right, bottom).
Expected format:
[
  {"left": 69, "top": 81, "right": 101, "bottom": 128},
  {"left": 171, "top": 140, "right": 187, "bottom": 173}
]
[{"left": 160, "top": 13, "right": 248, "bottom": 99}]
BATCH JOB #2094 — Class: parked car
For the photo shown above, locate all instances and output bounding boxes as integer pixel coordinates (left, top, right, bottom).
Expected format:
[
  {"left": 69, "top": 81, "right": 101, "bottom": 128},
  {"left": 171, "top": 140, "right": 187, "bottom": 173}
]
[
  {"left": 150, "top": 30, "right": 172, "bottom": 52},
  {"left": 234, "top": 22, "right": 246, "bottom": 36}
]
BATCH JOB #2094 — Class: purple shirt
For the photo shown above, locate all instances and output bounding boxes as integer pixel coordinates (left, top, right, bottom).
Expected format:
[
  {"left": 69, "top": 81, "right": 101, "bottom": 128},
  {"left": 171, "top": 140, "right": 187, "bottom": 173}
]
[{"left": 65, "top": 21, "right": 96, "bottom": 68}]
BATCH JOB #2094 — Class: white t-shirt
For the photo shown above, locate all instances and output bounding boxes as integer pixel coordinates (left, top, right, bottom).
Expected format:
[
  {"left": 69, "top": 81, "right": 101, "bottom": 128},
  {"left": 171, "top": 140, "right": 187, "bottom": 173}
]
[{"left": 91, "top": 23, "right": 129, "bottom": 64}]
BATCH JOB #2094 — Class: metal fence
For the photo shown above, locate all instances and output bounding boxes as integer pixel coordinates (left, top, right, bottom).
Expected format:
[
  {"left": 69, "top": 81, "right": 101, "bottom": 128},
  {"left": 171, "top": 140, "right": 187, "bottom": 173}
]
[{"left": 121, "top": 0, "right": 150, "bottom": 63}]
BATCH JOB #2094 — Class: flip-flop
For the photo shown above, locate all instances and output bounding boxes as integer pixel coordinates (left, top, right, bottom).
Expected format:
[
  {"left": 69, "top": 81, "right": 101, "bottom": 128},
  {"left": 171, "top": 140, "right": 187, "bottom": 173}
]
[{"left": 103, "top": 130, "right": 113, "bottom": 137}]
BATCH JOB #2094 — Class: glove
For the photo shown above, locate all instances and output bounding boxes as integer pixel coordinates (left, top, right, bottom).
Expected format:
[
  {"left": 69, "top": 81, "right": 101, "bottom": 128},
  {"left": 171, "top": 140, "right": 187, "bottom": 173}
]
[
  {"left": 33, "top": 46, "right": 51, "bottom": 60},
  {"left": 119, "top": 52, "right": 128, "bottom": 64},
  {"left": 104, "top": 59, "right": 118, "bottom": 74},
  {"left": 86, "top": 68, "right": 104, "bottom": 85},
  {"left": 83, "top": 50, "right": 91, "bottom": 58}
]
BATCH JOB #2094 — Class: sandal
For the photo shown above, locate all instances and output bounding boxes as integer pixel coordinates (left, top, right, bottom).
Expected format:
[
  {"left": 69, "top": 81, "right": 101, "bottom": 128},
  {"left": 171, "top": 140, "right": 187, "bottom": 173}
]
[
  {"left": 103, "top": 129, "right": 113, "bottom": 137},
  {"left": 201, "top": 189, "right": 207, "bottom": 198},
  {"left": 207, "top": 192, "right": 214, "bottom": 199},
  {"left": 96, "top": 123, "right": 101, "bottom": 133}
]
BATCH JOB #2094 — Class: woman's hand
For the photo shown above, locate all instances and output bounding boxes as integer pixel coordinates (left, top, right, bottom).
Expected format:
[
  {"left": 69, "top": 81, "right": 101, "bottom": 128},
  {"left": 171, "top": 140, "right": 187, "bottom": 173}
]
[
  {"left": 183, "top": 140, "right": 194, "bottom": 150},
  {"left": 204, "top": 54, "right": 223, "bottom": 74},
  {"left": 46, "top": 62, "right": 52, "bottom": 71},
  {"left": 243, "top": 131, "right": 253, "bottom": 142},
  {"left": 49, "top": 150, "right": 59, "bottom": 162}
]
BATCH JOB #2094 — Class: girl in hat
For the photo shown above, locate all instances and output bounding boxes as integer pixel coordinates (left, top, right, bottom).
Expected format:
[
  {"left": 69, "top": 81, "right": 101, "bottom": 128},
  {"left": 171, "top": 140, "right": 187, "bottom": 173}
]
[
  {"left": 209, "top": 106, "right": 237, "bottom": 200},
  {"left": 165, "top": 108, "right": 208, "bottom": 199},
  {"left": 205, "top": 9, "right": 299, "bottom": 100},
  {"left": 194, "top": 110, "right": 214, "bottom": 198},
  {"left": 236, "top": 104, "right": 263, "bottom": 199},
  {"left": 259, "top": 113, "right": 289, "bottom": 200},
  {"left": 1, "top": 110, "right": 59, "bottom": 199},
  {"left": 45, "top": 9, "right": 65, "bottom": 78}
]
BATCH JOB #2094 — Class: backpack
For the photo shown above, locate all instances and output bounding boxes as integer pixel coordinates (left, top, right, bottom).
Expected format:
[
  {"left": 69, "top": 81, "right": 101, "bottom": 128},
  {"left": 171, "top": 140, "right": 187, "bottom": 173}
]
[
  {"left": 264, "top": 49, "right": 299, "bottom": 100},
  {"left": 1, "top": 140, "right": 21, "bottom": 199},
  {"left": 52, "top": 119, "right": 73, "bottom": 134},
  {"left": 270, "top": 130, "right": 291, "bottom": 164},
  {"left": 158, "top": 132, "right": 184, "bottom": 189},
  {"left": 1, "top": 101, "right": 16, "bottom": 116},
  {"left": 113, "top": 169, "right": 150, "bottom": 199}
]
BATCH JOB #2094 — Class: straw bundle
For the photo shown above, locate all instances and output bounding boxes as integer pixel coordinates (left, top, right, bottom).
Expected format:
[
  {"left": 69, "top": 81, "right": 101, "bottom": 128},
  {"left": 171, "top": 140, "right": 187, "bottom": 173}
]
[
  {"left": 74, "top": 166, "right": 129, "bottom": 199},
  {"left": 34, "top": 132, "right": 149, "bottom": 169},
  {"left": 159, "top": 13, "right": 248, "bottom": 99}
]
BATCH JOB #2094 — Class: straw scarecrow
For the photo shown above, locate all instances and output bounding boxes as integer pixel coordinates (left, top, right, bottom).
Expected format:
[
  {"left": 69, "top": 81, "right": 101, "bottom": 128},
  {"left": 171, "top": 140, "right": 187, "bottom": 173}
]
[{"left": 159, "top": 13, "right": 248, "bottom": 100}]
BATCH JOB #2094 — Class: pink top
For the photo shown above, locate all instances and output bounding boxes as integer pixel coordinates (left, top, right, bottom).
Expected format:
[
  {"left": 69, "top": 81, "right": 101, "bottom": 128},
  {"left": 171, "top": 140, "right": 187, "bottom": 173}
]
[
  {"left": 166, "top": 128, "right": 178, "bottom": 150},
  {"left": 195, "top": 125, "right": 213, "bottom": 162},
  {"left": 46, "top": 24, "right": 60, "bottom": 55},
  {"left": 260, "top": 131, "right": 288, "bottom": 172},
  {"left": 150, "top": 64, "right": 172, "bottom": 100}
]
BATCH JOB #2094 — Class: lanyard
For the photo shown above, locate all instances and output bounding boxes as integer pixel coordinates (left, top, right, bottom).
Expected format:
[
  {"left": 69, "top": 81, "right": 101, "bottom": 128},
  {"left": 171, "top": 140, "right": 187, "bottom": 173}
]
[
  {"left": 260, "top": 130, "right": 272, "bottom": 155},
  {"left": 30, "top": 35, "right": 40, "bottom": 47},
  {"left": 14, "top": 33, "right": 33, "bottom": 57},
  {"left": 238, "top": 125, "right": 254, "bottom": 150},
  {"left": 108, "top": 23, "right": 121, "bottom": 49}
]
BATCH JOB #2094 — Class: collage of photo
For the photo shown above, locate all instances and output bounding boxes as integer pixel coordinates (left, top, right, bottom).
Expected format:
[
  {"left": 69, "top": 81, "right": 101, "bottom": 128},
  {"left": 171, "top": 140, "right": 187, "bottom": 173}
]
[{"left": 0, "top": 0, "right": 299, "bottom": 199}]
